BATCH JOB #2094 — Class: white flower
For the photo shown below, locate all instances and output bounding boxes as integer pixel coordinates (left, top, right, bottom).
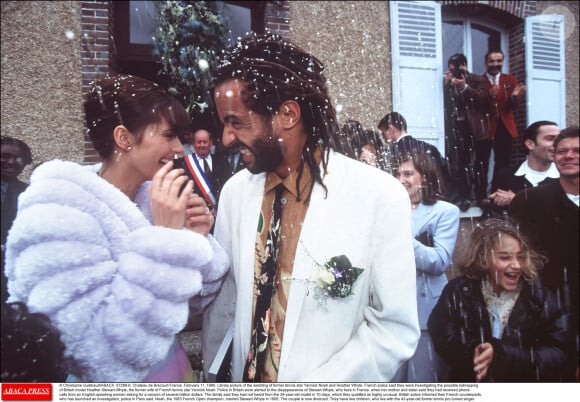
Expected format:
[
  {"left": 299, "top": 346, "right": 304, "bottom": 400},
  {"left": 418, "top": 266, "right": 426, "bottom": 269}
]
[{"left": 316, "top": 269, "right": 336, "bottom": 286}]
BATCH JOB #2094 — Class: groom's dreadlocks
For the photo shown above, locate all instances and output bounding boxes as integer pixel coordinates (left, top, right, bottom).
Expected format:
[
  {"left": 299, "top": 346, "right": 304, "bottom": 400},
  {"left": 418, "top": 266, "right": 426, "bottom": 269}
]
[{"left": 211, "top": 33, "right": 339, "bottom": 201}]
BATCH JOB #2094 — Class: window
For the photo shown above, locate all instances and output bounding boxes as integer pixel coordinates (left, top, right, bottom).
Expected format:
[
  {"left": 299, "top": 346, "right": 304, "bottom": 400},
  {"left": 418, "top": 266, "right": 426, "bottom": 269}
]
[
  {"left": 128, "top": 1, "right": 157, "bottom": 45},
  {"left": 390, "top": 1, "right": 513, "bottom": 156},
  {"left": 223, "top": 1, "right": 265, "bottom": 41},
  {"left": 442, "top": 18, "right": 506, "bottom": 74}
]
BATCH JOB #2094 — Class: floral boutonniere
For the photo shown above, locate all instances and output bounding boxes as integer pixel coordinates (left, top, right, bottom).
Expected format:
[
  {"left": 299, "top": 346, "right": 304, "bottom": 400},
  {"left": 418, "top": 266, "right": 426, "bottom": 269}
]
[
  {"left": 314, "top": 255, "right": 364, "bottom": 298},
  {"left": 296, "top": 242, "right": 365, "bottom": 304}
]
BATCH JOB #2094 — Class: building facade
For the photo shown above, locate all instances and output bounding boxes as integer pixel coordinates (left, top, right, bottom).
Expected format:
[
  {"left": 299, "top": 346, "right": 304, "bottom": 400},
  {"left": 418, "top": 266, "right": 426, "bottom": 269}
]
[{"left": 1, "top": 0, "right": 578, "bottom": 172}]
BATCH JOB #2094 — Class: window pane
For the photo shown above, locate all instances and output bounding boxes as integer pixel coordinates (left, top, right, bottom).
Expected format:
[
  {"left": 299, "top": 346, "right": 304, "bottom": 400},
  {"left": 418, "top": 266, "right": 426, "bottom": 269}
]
[
  {"left": 471, "top": 23, "right": 501, "bottom": 74},
  {"left": 129, "top": 1, "right": 157, "bottom": 45},
  {"left": 442, "top": 21, "right": 464, "bottom": 70},
  {"left": 222, "top": 4, "right": 252, "bottom": 43}
]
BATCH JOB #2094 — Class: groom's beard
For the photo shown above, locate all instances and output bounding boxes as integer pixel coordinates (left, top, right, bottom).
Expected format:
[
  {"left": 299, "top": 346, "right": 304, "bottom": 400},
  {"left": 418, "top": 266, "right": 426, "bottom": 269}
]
[{"left": 246, "top": 125, "right": 285, "bottom": 174}]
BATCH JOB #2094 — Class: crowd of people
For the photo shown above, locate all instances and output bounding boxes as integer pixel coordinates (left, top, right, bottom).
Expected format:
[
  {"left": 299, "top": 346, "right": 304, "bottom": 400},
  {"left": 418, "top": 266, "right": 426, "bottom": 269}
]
[{"left": 1, "top": 33, "right": 578, "bottom": 384}]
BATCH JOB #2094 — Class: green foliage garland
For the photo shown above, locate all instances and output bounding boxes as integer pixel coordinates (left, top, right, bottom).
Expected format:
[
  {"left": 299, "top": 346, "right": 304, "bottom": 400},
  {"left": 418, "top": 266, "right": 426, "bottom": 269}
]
[{"left": 153, "top": 1, "right": 229, "bottom": 114}]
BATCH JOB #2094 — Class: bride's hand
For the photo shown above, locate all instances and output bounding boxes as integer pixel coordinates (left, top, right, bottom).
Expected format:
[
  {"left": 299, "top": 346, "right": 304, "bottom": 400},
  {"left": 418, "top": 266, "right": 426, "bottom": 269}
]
[
  {"left": 149, "top": 161, "right": 194, "bottom": 229},
  {"left": 185, "top": 194, "right": 214, "bottom": 236}
]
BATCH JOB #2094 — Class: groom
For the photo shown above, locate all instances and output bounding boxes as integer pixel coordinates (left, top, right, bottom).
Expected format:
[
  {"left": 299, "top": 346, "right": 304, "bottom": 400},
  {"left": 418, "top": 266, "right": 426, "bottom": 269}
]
[{"left": 202, "top": 34, "right": 419, "bottom": 382}]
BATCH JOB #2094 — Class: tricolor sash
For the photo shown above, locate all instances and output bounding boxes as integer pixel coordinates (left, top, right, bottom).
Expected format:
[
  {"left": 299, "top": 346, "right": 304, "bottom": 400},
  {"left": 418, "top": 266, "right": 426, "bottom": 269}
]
[{"left": 182, "top": 154, "right": 216, "bottom": 207}]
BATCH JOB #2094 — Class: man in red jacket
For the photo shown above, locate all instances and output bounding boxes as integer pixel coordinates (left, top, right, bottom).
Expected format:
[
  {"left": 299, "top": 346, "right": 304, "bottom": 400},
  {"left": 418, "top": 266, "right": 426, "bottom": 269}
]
[{"left": 477, "top": 49, "right": 526, "bottom": 207}]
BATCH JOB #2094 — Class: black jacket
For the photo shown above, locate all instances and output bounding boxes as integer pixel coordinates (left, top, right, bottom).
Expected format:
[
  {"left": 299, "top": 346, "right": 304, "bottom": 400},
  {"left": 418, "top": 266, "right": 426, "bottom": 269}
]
[
  {"left": 428, "top": 277, "right": 571, "bottom": 382},
  {"left": 443, "top": 72, "right": 490, "bottom": 141},
  {"left": 2, "top": 178, "right": 28, "bottom": 302},
  {"left": 511, "top": 180, "right": 579, "bottom": 375},
  {"left": 1, "top": 178, "right": 28, "bottom": 245},
  {"left": 511, "top": 180, "right": 579, "bottom": 295},
  {"left": 491, "top": 164, "right": 559, "bottom": 195}
]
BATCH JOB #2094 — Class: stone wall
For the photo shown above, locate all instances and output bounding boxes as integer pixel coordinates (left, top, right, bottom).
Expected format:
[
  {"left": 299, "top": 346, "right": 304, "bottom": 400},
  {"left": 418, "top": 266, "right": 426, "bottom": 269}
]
[
  {"left": 1, "top": 0, "right": 84, "bottom": 178},
  {"left": 289, "top": 1, "right": 392, "bottom": 132}
]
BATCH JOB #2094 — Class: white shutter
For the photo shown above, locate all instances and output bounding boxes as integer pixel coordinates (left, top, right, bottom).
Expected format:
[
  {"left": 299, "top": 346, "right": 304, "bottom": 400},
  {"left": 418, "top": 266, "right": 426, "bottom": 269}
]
[
  {"left": 525, "top": 14, "right": 566, "bottom": 126},
  {"left": 390, "top": 1, "right": 444, "bottom": 154}
]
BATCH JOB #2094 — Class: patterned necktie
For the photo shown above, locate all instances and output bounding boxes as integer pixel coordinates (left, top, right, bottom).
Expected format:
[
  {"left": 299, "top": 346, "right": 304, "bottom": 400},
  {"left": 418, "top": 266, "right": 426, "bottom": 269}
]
[
  {"left": 203, "top": 158, "right": 211, "bottom": 177},
  {"left": 244, "top": 184, "right": 285, "bottom": 382}
]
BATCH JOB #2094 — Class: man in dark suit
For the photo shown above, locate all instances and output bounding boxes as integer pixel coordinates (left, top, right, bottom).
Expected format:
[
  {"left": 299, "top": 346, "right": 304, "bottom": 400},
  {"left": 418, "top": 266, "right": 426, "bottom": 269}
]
[
  {"left": 191, "top": 128, "right": 230, "bottom": 209},
  {"left": 511, "top": 126, "right": 579, "bottom": 380},
  {"left": 378, "top": 112, "right": 452, "bottom": 204},
  {"left": 489, "top": 120, "right": 560, "bottom": 209},
  {"left": 1, "top": 136, "right": 32, "bottom": 302},
  {"left": 222, "top": 143, "right": 248, "bottom": 177}
]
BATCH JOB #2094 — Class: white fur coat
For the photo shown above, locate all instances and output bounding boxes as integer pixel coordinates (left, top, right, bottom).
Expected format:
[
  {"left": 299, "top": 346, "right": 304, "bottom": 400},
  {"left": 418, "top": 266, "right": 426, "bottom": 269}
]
[{"left": 5, "top": 160, "right": 228, "bottom": 382}]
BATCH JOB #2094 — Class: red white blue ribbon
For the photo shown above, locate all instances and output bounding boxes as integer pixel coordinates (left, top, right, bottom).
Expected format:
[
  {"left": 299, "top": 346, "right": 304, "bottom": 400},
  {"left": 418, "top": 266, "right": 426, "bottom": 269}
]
[{"left": 183, "top": 154, "right": 216, "bottom": 206}]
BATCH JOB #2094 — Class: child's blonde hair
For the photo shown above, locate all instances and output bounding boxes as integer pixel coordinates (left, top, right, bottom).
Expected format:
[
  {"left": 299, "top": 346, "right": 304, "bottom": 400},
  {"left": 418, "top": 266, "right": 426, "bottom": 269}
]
[{"left": 459, "top": 218, "right": 544, "bottom": 285}]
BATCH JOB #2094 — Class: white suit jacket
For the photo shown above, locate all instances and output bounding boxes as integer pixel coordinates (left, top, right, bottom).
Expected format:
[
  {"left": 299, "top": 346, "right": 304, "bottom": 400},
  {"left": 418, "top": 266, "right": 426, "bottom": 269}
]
[{"left": 202, "top": 151, "right": 419, "bottom": 381}]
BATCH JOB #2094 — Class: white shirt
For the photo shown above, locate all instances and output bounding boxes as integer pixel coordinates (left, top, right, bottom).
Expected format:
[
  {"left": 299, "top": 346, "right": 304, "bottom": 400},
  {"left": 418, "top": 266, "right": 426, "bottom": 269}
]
[
  {"left": 395, "top": 133, "right": 411, "bottom": 142},
  {"left": 486, "top": 72, "right": 501, "bottom": 86},
  {"left": 514, "top": 158, "right": 559, "bottom": 187},
  {"left": 566, "top": 193, "right": 579, "bottom": 207},
  {"left": 195, "top": 154, "right": 212, "bottom": 171}
]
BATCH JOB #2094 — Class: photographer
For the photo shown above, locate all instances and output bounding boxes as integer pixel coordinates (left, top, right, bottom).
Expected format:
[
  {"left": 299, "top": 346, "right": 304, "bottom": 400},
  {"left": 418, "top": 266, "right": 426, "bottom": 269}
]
[{"left": 443, "top": 53, "right": 490, "bottom": 211}]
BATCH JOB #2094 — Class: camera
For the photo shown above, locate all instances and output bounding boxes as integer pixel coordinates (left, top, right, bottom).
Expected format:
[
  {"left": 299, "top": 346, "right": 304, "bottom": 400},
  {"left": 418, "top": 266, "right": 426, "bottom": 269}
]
[
  {"left": 172, "top": 156, "right": 189, "bottom": 176},
  {"left": 171, "top": 156, "right": 194, "bottom": 196},
  {"left": 450, "top": 61, "right": 466, "bottom": 79},
  {"left": 447, "top": 54, "right": 469, "bottom": 81}
]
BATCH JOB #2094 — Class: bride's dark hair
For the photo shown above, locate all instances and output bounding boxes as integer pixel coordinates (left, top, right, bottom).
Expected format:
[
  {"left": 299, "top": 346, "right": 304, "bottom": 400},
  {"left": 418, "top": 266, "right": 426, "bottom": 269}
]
[{"left": 84, "top": 74, "right": 189, "bottom": 159}]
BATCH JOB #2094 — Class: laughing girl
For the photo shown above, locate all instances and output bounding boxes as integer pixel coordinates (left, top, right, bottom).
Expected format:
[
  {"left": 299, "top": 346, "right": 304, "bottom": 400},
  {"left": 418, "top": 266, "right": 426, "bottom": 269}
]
[{"left": 428, "top": 218, "right": 571, "bottom": 381}]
